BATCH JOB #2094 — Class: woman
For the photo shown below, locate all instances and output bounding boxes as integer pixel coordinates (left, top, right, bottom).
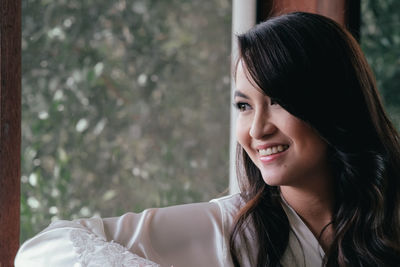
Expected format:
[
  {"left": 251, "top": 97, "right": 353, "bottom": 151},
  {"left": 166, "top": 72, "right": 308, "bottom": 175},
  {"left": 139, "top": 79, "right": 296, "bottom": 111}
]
[
  {"left": 231, "top": 11, "right": 400, "bottom": 266},
  {"left": 15, "top": 12, "right": 400, "bottom": 267}
]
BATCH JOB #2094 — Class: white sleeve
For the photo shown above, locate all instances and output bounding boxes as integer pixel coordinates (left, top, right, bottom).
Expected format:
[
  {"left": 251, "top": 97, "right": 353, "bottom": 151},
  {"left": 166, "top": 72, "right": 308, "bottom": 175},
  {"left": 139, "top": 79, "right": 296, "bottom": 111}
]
[
  {"left": 14, "top": 219, "right": 160, "bottom": 267},
  {"left": 15, "top": 201, "right": 225, "bottom": 267}
]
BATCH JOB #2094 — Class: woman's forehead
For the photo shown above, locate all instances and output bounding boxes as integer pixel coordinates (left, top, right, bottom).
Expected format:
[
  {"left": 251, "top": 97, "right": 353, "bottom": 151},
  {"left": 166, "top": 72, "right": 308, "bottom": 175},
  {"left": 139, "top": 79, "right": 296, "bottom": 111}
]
[
  {"left": 235, "top": 60, "right": 267, "bottom": 96},
  {"left": 235, "top": 62, "right": 255, "bottom": 91}
]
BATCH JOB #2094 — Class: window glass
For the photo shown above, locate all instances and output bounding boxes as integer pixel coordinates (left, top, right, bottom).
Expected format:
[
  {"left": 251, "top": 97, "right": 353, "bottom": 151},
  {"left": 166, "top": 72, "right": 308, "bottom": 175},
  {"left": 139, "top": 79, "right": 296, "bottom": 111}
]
[
  {"left": 361, "top": 0, "right": 400, "bottom": 127},
  {"left": 21, "top": 0, "right": 231, "bottom": 242}
]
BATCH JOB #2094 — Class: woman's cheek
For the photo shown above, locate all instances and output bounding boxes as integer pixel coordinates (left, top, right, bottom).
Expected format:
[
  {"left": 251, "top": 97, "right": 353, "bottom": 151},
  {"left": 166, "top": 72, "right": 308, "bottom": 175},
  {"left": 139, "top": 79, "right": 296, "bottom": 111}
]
[{"left": 236, "top": 116, "right": 249, "bottom": 147}]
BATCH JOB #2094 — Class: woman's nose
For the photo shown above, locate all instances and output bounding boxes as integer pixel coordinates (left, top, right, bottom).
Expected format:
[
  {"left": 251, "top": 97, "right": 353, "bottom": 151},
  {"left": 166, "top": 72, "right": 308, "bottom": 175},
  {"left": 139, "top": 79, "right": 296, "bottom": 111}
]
[{"left": 249, "top": 111, "right": 275, "bottom": 139}]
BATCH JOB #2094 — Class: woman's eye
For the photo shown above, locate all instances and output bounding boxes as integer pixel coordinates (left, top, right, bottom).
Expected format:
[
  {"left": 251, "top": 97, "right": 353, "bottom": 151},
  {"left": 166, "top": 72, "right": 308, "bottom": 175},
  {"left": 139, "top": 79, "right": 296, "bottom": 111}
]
[{"left": 234, "top": 102, "right": 251, "bottom": 112}]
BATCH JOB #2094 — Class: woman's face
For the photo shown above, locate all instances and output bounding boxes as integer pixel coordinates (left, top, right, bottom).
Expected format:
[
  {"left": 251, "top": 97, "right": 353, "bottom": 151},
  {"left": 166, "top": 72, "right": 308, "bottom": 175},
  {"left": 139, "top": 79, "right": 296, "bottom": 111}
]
[{"left": 235, "top": 62, "right": 330, "bottom": 187}]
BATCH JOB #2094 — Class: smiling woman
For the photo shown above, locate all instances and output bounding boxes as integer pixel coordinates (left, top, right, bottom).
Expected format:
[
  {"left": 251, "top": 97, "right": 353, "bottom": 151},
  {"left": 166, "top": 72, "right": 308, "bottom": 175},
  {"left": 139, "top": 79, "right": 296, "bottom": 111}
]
[
  {"left": 230, "top": 12, "right": 400, "bottom": 266},
  {"left": 15, "top": 11, "right": 400, "bottom": 267}
]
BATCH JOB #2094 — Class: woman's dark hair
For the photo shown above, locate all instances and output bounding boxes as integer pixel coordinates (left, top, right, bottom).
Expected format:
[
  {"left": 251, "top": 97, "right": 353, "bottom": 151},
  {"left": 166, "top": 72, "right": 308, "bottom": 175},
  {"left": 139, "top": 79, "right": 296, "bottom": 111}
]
[{"left": 230, "top": 12, "right": 400, "bottom": 266}]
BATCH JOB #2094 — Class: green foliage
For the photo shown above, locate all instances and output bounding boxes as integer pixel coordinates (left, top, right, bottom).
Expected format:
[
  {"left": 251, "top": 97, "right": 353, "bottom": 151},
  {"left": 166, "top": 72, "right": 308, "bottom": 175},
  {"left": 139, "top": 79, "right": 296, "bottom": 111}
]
[
  {"left": 21, "top": 0, "right": 231, "bottom": 242},
  {"left": 361, "top": 0, "right": 400, "bottom": 127}
]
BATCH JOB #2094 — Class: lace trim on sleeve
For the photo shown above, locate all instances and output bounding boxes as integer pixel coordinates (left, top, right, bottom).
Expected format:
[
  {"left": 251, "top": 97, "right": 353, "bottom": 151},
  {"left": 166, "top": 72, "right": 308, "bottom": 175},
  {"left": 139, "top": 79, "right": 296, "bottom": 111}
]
[{"left": 70, "top": 222, "right": 160, "bottom": 267}]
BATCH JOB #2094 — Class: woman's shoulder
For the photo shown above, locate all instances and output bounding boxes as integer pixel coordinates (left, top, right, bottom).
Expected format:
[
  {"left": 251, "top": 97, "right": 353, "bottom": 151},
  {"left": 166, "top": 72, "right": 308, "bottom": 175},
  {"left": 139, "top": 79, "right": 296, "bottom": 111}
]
[
  {"left": 210, "top": 193, "right": 243, "bottom": 205},
  {"left": 209, "top": 193, "right": 245, "bottom": 241},
  {"left": 210, "top": 193, "right": 244, "bottom": 218}
]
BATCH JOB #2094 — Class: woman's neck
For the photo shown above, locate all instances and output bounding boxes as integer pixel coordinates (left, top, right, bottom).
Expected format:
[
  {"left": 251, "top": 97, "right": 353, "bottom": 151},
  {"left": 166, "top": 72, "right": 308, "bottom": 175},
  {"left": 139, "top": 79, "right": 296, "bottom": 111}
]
[{"left": 280, "top": 183, "right": 335, "bottom": 252}]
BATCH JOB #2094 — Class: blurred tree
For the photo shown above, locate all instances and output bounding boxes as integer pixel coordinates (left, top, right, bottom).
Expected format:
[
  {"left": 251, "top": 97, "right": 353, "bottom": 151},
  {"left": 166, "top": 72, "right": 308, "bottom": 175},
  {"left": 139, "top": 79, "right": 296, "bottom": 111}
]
[
  {"left": 21, "top": 0, "right": 231, "bottom": 242},
  {"left": 361, "top": 0, "right": 400, "bottom": 127}
]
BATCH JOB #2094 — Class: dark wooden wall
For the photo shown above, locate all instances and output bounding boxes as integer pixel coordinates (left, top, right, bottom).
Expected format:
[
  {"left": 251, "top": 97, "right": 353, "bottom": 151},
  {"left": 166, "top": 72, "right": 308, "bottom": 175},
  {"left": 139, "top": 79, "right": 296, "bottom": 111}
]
[
  {"left": 257, "top": 0, "right": 360, "bottom": 41},
  {"left": 0, "top": 0, "right": 21, "bottom": 266}
]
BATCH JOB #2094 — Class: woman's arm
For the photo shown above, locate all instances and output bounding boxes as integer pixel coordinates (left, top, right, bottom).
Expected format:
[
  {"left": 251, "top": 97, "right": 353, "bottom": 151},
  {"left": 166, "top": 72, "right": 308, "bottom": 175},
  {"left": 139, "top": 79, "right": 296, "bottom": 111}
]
[
  {"left": 15, "top": 201, "right": 225, "bottom": 267},
  {"left": 14, "top": 218, "right": 160, "bottom": 267}
]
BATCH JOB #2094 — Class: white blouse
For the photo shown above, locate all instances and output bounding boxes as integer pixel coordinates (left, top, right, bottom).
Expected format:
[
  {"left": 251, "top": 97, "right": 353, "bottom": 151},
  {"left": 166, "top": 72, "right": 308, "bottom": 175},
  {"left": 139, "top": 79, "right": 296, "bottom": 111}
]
[{"left": 15, "top": 194, "right": 324, "bottom": 267}]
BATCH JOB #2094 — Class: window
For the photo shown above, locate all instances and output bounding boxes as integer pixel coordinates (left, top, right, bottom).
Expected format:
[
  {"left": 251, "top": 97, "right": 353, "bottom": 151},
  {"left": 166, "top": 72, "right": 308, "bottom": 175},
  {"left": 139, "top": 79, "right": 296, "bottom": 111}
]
[{"left": 20, "top": 0, "right": 231, "bottom": 242}]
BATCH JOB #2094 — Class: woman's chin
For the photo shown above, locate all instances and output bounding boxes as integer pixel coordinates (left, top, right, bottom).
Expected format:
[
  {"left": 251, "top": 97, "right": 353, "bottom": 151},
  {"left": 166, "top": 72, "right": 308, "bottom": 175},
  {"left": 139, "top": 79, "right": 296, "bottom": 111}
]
[{"left": 261, "top": 175, "right": 284, "bottom": 187}]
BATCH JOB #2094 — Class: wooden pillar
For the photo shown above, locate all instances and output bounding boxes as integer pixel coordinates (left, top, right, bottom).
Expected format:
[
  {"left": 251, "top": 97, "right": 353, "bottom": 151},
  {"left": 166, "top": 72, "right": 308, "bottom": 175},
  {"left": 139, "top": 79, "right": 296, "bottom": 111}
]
[
  {"left": 257, "top": 0, "right": 360, "bottom": 41},
  {"left": 0, "top": 0, "right": 21, "bottom": 266}
]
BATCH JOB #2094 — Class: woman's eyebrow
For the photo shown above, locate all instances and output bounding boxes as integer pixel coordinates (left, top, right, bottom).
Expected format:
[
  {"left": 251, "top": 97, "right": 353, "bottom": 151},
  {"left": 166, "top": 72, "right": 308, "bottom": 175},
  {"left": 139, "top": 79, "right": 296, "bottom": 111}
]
[{"left": 234, "top": 90, "right": 249, "bottom": 99}]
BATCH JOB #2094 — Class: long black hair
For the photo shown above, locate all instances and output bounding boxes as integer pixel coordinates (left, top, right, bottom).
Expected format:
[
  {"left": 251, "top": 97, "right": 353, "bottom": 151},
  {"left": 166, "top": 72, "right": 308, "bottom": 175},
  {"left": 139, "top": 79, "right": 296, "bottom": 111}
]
[{"left": 230, "top": 12, "right": 400, "bottom": 266}]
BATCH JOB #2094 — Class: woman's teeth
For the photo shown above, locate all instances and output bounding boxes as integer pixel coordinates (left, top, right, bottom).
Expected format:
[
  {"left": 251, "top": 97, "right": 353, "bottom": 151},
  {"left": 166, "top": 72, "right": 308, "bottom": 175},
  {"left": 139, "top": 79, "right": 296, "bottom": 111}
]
[{"left": 259, "top": 145, "right": 289, "bottom": 156}]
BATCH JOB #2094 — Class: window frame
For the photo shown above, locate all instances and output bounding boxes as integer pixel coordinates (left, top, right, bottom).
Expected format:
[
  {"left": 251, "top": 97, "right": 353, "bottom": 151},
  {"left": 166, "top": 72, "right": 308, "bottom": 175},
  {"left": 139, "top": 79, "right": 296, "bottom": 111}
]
[{"left": 0, "top": 0, "right": 22, "bottom": 266}]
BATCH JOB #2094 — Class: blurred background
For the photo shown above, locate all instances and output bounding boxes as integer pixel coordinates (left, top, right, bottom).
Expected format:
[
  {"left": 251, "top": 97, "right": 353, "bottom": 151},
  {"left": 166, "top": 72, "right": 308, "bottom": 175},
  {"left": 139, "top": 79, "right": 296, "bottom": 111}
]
[
  {"left": 21, "top": 0, "right": 232, "bottom": 242},
  {"left": 20, "top": 0, "right": 400, "bottom": 242},
  {"left": 361, "top": 0, "right": 400, "bottom": 125}
]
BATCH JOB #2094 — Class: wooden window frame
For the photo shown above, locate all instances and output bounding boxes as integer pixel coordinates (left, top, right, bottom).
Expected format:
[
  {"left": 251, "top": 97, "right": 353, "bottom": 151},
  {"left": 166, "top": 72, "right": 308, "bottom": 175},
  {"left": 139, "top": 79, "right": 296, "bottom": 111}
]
[
  {"left": 0, "top": 0, "right": 22, "bottom": 266},
  {"left": 264, "top": 0, "right": 360, "bottom": 40}
]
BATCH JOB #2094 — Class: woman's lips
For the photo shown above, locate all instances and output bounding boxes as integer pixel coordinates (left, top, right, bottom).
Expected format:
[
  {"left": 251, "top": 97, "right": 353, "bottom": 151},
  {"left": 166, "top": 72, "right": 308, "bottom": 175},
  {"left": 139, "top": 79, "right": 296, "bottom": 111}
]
[{"left": 259, "top": 145, "right": 289, "bottom": 163}]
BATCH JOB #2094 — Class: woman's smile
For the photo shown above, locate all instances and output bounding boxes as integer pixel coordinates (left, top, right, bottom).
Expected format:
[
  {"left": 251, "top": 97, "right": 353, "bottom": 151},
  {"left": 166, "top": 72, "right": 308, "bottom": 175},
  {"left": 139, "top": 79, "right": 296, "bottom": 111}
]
[{"left": 258, "top": 144, "right": 290, "bottom": 164}]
